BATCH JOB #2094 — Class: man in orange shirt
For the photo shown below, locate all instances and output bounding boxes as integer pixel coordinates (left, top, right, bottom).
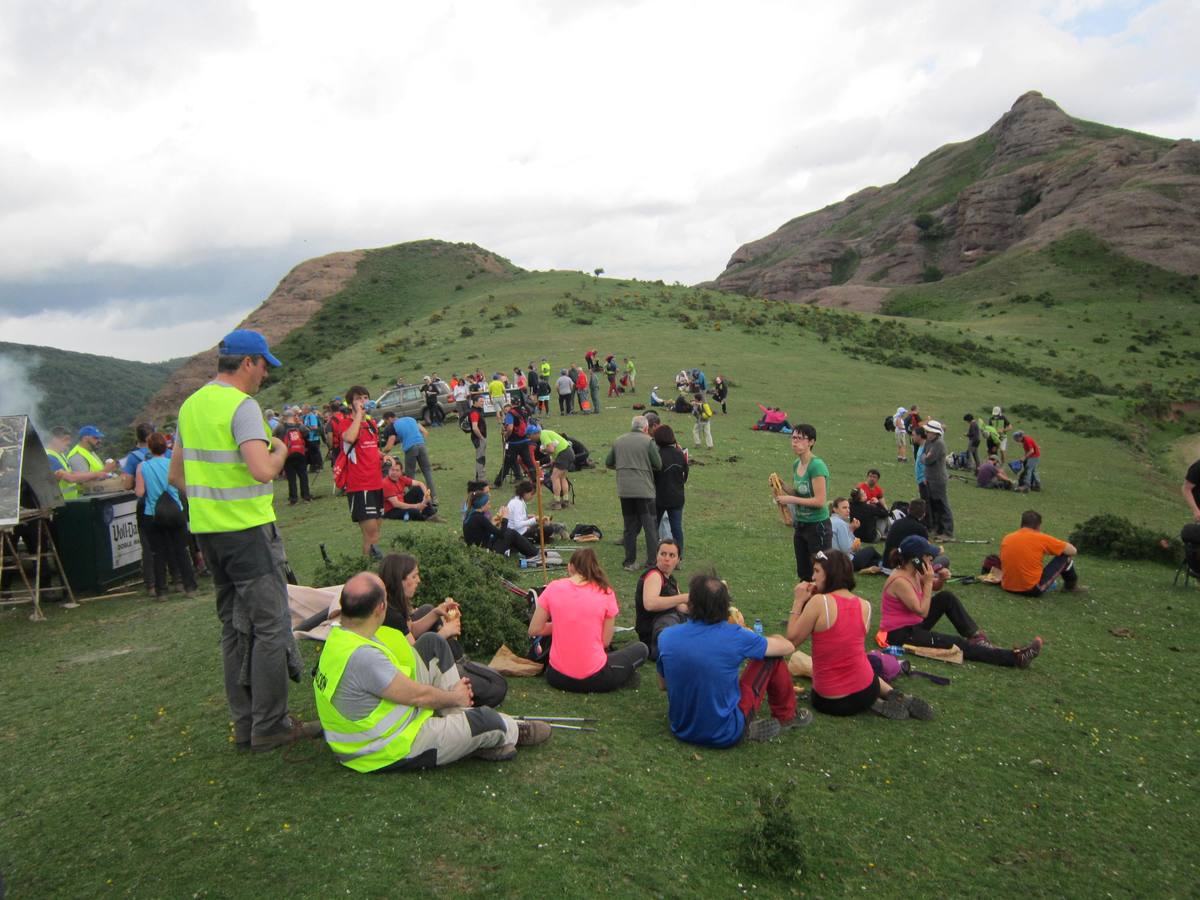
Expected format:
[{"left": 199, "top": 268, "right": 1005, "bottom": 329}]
[{"left": 999, "top": 510, "right": 1087, "bottom": 596}]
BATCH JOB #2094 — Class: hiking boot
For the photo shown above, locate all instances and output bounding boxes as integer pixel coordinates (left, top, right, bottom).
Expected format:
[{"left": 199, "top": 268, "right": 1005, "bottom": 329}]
[
  {"left": 623, "top": 562, "right": 640, "bottom": 572},
  {"left": 1064, "top": 584, "right": 1089, "bottom": 594},
  {"left": 898, "top": 692, "right": 935, "bottom": 721},
  {"left": 744, "top": 716, "right": 782, "bottom": 742},
  {"left": 777, "top": 708, "right": 813, "bottom": 730},
  {"left": 426, "top": 514, "right": 445, "bottom": 523},
  {"left": 251, "top": 715, "right": 323, "bottom": 753},
  {"left": 871, "top": 694, "right": 910, "bottom": 720},
  {"left": 1014, "top": 636, "right": 1044, "bottom": 669},
  {"left": 968, "top": 630, "right": 995, "bottom": 649},
  {"left": 368, "top": 545, "right": 384, "bottom": 560},
  {"left": 516, "top": 719, "right": 552, "bottom": 747},
  {"left": 473, "top": 742, "right": 517, "bottom": 762}
]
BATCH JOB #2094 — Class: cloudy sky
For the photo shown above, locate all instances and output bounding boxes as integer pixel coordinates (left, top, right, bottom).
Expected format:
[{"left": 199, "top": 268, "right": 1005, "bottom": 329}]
[{"left": 0, "top": 0, "right": 1196, "bottom": 362}]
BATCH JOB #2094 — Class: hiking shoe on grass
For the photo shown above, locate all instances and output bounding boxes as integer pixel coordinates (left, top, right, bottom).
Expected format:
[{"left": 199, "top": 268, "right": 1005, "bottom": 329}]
[
  {"left": 968, "top": 630, "right": 995, "bottom": 649},
  {"left": 516, "top": 719, "right": 552, "bottom": 746},
  {"left": 251, "top": 715, "right": 323, "bottom": 753},
  {"left": 777, "top": 709, "right": 813, "bottom": 730},
  {"left": 744, "top": 716, "right": 782, "bottom": 742},
  {"left": 898, "top": 692, "right": 935, "bottom": 721},
  {"left": 1064, "top": 584, "right": 1090, "bottom": 594},
  {"left": 871, "top": 694, "right": 910, "bottom": 720},
  {"left": 1015, "top": 636, "right": 1044, "bottom": 669},
  {"left": 622, "top": 562, "right": 640, "bottom": 572}
]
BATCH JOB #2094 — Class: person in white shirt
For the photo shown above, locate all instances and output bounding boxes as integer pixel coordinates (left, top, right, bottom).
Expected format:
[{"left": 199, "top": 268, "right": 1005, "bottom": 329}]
[{"left": 505, "top": 480, "right": 540, "bottom": 538}]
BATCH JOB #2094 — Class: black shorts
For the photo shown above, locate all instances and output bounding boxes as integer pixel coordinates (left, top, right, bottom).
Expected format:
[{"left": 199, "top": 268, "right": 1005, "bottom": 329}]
[
  {"left": 347, "top": 489, "right": 384, "bottom": 522},
  {"left": 553, "top": 448, "right": 575, "bottom": 471}
]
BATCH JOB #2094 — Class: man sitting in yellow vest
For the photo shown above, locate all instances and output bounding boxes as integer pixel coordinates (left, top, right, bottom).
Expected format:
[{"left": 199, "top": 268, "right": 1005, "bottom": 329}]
[
  {"left": 315, "top": 572, "right": 551, "bottom": 771},
  {"left": 47, "top": 426, "right": 117, "bottom": 499},
  {"left": 66, "top": 425, "right": 119, "bottom": 485}
]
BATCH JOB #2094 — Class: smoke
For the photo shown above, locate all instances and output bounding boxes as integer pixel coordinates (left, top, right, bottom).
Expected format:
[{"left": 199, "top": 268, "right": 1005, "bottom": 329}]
[{"left": 0, "top": 351, "right": 48, "bottom": 437}]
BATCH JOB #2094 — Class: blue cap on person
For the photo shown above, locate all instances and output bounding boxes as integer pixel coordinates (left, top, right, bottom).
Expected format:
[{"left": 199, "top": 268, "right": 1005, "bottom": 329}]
[
  {"left": 79, "top": 425, "right": 104, "bottom": 438},
  {"left": 899, "top": 534, "right": 940, "bottom": 559},
  {"left": 218, "top": 329, "right": 281, "bottom": 367}
]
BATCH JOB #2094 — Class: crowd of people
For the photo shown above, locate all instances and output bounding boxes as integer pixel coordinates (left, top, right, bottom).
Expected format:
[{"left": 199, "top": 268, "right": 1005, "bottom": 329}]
[{"left": 46, "top": 324, "right": 1200, "bottom": 774}]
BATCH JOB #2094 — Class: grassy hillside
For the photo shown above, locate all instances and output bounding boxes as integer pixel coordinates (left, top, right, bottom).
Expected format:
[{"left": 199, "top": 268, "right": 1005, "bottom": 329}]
[
  {"left": 2, "top": 242, "right": 1197, "bottom": 897},
  {"left": 0, "top": 341, "right": 182, "bottom": 439}
]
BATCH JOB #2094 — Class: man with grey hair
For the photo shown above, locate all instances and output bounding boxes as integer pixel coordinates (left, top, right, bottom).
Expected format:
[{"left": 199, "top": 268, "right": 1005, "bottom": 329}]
[
  {"left": 605, "top": 416, "right": 662, "bottom": 571},
  {"left": 313, "top": 572, "right": 550, "bottom": 770}
]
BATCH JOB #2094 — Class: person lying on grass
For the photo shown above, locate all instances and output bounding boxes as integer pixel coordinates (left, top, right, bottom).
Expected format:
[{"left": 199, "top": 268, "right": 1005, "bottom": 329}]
[
  {"left": 787, "top": 550, "right": 932, "bottom": 721},
  {"left": 313, "top": 572, "right": 549, "bottom": 772},
  {"left": 634, "top": 539, "right": 689, "bottom": 660},
  {"left": 656, "top": 573, "right": 810, "bottom": 747},
  {"left": 881, "top": 536, "right": 1044, "bottom": 668},
  {"left": 528, "top": 548, "right": 649, "bottom": 693}
]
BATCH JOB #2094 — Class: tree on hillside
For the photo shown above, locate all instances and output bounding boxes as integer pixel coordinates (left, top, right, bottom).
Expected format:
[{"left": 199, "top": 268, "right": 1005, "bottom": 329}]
[{"left": 594, "top": 267, "right": 604, "bottom": 277}]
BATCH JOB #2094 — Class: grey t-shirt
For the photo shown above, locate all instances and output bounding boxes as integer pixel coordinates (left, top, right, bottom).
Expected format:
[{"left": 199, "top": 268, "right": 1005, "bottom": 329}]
[
  {"left": 67, "top": 451, "right": 92, "bottom": 473},
  {"left": 331, "top": 644, "right": 399, "bottom": 720},
  {"left": 179, "top": 380, "right": 268, "bottom": 449}
]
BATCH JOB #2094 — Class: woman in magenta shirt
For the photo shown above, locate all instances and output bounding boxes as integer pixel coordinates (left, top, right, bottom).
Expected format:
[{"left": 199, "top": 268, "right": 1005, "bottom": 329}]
[
  {"left": 789, "top": 550, "right": 932, "bottom": 720},
  {"left": 528, "top": 549, "right": 649, "bottom": 692}
]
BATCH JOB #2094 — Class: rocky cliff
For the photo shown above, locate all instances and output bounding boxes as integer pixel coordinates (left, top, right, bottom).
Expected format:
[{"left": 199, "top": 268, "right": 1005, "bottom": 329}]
[
  {"left": 139, "top": 250, "right": 364, "bottom": 424},
  {"left": 706, "top": 92, "right": 1200, "bottom": 306}
]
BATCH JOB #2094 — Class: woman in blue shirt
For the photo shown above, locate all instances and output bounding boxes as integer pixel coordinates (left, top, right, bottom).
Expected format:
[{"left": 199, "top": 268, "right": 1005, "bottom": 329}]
[{"left": 135, "top": 433, "right": 197, "bottom": 600}]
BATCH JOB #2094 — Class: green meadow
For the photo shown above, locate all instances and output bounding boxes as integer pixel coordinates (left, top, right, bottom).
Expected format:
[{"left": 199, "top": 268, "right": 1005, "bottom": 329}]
[{"left": 2, "top": 239, "right": 1197, "bottom": 897}]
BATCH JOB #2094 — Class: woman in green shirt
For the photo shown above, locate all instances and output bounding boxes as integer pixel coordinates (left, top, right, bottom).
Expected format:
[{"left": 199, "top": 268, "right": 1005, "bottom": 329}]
[
  {"left": 774, "top": 424, "right": 831, "bottom": 579},
  {"left": 533, "top": 428, "right": 575, "bottom": 509}
]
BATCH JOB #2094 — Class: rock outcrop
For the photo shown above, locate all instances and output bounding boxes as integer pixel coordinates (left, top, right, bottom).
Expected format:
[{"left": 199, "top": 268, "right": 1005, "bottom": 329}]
[
  {"left": 139, "top": 250, "right": 364, "bottom": 424},
  {"left": 707, "top": 92, "right": 1200, "bottom": 307}
]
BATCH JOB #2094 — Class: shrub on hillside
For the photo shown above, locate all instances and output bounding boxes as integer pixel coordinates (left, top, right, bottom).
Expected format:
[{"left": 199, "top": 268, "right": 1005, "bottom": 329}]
[
  {"left": 921, "top": 265, "right": 943, "bottom": 282},
  {"left": 1069, "top": 514, "right": 1181, "bottom": 566},
  {"left": 311, "top": 533, "right": 532, "bottom": 657},
  {"left": 736, "top": 786, "right": 806, "bottom": 881}
]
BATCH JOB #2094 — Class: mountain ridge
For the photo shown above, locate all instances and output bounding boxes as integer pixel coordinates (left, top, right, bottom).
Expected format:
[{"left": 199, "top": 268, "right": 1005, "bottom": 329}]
[{"left": 705, "top": 91, "right": 1200, "bottom": 306}]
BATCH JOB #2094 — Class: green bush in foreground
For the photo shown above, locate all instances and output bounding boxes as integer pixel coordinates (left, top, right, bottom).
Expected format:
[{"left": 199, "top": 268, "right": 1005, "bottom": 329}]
[
  {"left": 312, "top": 531, "right": 532, "bottom": 656},
  {"left": 1070, "top": 514, "right": 1181, "bottom": 565},
  {"left": 737, "top": 784, "right": 806, "bottom": 882}
]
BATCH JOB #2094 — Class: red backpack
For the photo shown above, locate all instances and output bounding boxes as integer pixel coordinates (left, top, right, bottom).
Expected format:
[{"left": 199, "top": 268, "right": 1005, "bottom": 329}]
[
  {"left": 575, "top": 370, "right": 588, "bottom": 390},
  {"left": 508, "top": 407, "right": 528, "bottom": 439},
  {"left": 284, "top": 428, "right": 306, "bottom": 457}
]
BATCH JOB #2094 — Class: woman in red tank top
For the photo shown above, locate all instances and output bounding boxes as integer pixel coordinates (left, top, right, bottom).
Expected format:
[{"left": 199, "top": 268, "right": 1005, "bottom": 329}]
[{"left": 787, "top": 550, "right": 933, "bottom": 720}]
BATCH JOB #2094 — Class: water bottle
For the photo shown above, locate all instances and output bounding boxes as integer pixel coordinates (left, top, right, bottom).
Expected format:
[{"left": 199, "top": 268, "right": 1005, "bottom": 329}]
[
  {"left": 753, "top": 618, "right": 763, "bottom": 636},
  {"left": 884, "top": 645, "right": 905, "bottom": 657},
  {"left": 520, "top": 558, "right": 529, "bottom": 569}
]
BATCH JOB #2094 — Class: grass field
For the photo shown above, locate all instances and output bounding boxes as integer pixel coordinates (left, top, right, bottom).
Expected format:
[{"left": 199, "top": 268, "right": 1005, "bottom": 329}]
[{"left": 2, "top": 239, "right": 1198, "bottom": 897}]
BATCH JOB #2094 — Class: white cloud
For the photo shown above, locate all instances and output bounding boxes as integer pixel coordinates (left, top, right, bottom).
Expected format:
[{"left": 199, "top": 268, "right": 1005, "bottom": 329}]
[{"left": 0, "top": 0, "right": 1197, "bottom": 357}]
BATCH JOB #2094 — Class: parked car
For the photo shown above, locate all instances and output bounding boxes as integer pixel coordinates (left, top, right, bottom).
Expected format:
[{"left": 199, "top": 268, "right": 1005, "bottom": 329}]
[{"left": 374, "top": 382, "right": 451, "bottom": 424}]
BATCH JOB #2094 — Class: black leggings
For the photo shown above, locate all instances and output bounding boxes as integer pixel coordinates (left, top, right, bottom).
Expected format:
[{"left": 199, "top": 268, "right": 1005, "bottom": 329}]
[
  {"left": 887, "top": 591, "right": 1016, "bottom": 667},
  {"left": 793, "top": 520, "right": 832, "bottom": 580},
  {"left": 811, "top": 677, "right": 880, "bottom": 716},
  {"left": 546, "top": 642, "right": 648, "bottom": 693}
]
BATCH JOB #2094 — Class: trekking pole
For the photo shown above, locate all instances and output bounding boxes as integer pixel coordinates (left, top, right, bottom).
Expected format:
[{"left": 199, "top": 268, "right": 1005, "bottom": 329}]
[
  {"left": 534, "top": 461, "right": 548, "bottom": 580},
  {"left": 546, "top": 724, "right": 597, "bottom": 732},
  {"left": 514, "top": 715, "right": 597, "bottom": 722}
]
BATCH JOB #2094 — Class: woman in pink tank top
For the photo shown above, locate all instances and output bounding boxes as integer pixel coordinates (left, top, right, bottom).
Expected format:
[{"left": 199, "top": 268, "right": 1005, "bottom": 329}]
[{"left": 788, "top": 550, "right": 933, "bottom": 720}]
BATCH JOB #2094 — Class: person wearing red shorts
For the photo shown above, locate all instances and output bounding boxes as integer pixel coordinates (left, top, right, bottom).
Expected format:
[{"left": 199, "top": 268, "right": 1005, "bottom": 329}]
[{"left": 337, "top": 385, "right": 385, "bottom": 558}]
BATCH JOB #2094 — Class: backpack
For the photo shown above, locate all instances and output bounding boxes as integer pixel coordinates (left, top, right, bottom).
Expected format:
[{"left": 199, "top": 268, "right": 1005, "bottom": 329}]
[
  {"left": 867, "top": 650, "right": 951, "bottom": 686},
  {"left": 575, "top": 371, "right": 588, "bottom": 390},
  {"left": 508, "top": 407, "right": 528, "bottom": 439},
  {"left": 570, "top": 523, "right": 603, "bottom": 541},
  {"left": 153, "top": 492, "right": 185, "bottom": 530},
  {"left": 700, "top": 402, "right": 714, "bottom": 421},
  {"left": 459, "top": 413, "right": 474, "bottom": 434},
  {"left": 884, "top": 415, "right": 896, "bottom": 432},
  {"left": 284, "top": 428, "right": 306, "bottom": 457}
]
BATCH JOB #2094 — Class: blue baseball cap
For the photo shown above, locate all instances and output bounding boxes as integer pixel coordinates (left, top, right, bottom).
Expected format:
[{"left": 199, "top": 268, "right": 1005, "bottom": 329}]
[
  {"left": 899, "top": 535, "right": 941, "bottom": 559},
  {"left": 79, "top": 425, "right": 104, "bottom": 438},
  {"left": 218, "top": 329, "right": 281, "bottom": 367}
]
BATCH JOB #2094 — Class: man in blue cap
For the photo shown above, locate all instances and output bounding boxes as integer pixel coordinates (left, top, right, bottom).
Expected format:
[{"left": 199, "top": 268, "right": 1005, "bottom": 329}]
[
  {"left": 67, "top": 425, "right": 119, "bottom": 477},
  {"left": 169, "top": 329, "right": 322, "bottom": 753}
]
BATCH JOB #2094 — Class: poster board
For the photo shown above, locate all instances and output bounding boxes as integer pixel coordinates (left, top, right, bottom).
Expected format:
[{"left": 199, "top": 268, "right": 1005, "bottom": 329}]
[{"left": 0, "top": 416, "right": 65, "bottom": 527}]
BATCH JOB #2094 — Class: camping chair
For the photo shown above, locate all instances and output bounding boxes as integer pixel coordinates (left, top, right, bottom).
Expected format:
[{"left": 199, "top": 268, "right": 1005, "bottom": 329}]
[{"left": 1175, "top": 524, "right": 1200, "bottom": 588}]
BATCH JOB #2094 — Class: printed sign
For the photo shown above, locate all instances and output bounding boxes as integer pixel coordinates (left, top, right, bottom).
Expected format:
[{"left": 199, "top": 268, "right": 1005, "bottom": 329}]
[
  {"left": 0, "top": 416, "right": 29, "bottom": 528},
  {"left": 106, "top": 499, "right": 142, "bottom": 568}
]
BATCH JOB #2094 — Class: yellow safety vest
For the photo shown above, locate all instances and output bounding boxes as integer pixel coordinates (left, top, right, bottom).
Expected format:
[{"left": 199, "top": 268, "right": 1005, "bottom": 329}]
[
  {"left": 313, "top": 625, "right": 434, "bottom": 772},
  {"left": 539, "top": 362, "right": 551, "bottom": 379},
  {"left": 66, "top": 443, "right": 104, "bottom": 472},
  {"left": 177, "top": 383, "right": 275, "bottom": 534},
  {"left": 48, "top": 448, "right": 78, "bottom": 499}
]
